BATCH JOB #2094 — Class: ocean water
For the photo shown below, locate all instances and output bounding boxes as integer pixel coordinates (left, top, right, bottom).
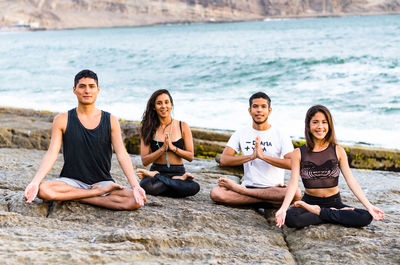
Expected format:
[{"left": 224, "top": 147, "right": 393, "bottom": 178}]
[{"left": 0, "top": 15, "right": 399, "bottom": 149}]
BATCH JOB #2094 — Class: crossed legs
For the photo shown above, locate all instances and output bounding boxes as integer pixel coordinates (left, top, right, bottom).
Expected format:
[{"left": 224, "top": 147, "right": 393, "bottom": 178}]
[
  {"left": 210, "top": 177, "right": 301, "bottom": 208},
  {"left": 38, "top": 181, "right": 142, "bottom": 210},
  {"left": 137, "top": 168, "right": 200, "bottom": 198},
  {"left": 285, "top": 195, "right": 372, "bottom": 228}
]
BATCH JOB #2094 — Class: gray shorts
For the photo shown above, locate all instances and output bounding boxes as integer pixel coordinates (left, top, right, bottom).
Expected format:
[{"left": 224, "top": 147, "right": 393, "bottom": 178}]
[{"left": 57, "top": 177, "right": 115, "bottom": 196}]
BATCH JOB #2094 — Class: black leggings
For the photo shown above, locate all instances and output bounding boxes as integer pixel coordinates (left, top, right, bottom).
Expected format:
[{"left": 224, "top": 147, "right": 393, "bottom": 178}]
[
  {"left": 285, "top": 193, "right": 372, "bottom": 228},
  {"left": 139, "top": 163, "right": 200, "bottom": 198}
]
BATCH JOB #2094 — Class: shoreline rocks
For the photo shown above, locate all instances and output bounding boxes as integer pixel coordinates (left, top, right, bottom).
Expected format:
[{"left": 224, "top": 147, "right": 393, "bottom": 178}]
[
  {"left": 1, "top": 106, "right": 399, "bottom": 172},
  {"left": 0, "top": 1, "right": 400, "bottom": 31},
  {"left": 0, "top": 147, "right": 399, "bottom": 264}
]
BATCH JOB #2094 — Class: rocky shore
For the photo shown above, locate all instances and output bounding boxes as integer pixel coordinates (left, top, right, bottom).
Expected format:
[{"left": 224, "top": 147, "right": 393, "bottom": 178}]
[
  {"left": 1, "top": 107, "right": 399, "bottom": 172},
  {"left": 0, "top": 106, "right": 399, "bottom": 263},
  {"left": 0, "top": 142, "right": 399, "bottom": 263},
  {"left": 1, "top": 0, "right": 400, "bottom": 30}
]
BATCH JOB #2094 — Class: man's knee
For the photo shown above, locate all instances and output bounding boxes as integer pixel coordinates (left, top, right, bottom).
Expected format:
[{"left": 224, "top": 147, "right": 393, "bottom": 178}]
[
  {"left": 37, "top": 182, "right": 56, "bottom": 200},
  {"left": 210, "top": 187, "right": 226, "bottom": 203}
]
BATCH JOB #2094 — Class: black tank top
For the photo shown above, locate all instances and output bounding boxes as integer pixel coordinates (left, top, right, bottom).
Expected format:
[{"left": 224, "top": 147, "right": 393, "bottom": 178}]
[
  {"left": 150, "top": 121, "right": 185, "bottom": 152},
  {"left": 59, "top": 108, "right": 113, "bottom": 184},
  {"left": 300, "top": 144, "right": 340, "bottom": 189}
]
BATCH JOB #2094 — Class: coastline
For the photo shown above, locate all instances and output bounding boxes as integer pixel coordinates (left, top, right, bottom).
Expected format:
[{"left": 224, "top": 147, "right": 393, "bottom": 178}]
[
  {"left": 0, "top": 106, "right": 399, "bottom": 264},
  {"left": 1, "top": 106, "right": 399, "bottom": 172},
  {"left": 1, "top": 12, "right": 400, "bottom": 32}
]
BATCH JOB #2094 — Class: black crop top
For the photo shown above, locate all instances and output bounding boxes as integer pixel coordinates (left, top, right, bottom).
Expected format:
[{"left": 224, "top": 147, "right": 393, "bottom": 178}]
[
  {"left": 300, "top": 144, "right": 340, "bottom": 189},
  {"left": 150, "top": 121, "right": 185, "bottom": 152}
]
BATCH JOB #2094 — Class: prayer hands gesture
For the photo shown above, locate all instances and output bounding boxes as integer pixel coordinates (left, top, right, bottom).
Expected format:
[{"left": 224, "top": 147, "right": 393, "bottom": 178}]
[
  {"left": 250, "top": 136, "right": 264, "bottom": 161},
  {"left": 161, "top": 134, "right": 169, "bottom": 152},
  {"left": 165, "top": 133, "right": 175, "bottom": 152}
]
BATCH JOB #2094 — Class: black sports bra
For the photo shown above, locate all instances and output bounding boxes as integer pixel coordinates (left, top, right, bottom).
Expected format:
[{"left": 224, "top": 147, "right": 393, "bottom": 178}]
[
  {"left": 150, "top": 121, "right": 185, "bottom": 152},
  {"left": 300, "top": 144, "right": 340, "bottom": 189}
]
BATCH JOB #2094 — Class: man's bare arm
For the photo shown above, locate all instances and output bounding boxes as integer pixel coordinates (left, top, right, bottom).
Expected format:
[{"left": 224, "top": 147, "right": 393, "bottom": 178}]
[
  {"left": 110, "top": 115, "right": 146, "bottom": 203},
  {"left": 254, "top": 136, "right": 292, "bottom": 170},
  {"left": 220, "top": 146, "right": 255, "bottom": 166},
  {"left": 110, "top": 115, "right": 140, "bottom": 188},
  {"left": 24, "top": 113, "right": 66, "bottom": 203},
  {"left": 259, "top": 152, "right": 292, "bottom": 170}
]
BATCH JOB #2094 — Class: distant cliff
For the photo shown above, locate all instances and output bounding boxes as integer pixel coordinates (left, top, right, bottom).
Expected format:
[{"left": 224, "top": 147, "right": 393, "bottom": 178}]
[{"left": 1, "top": 0, "right": 400, "bottom": 29}]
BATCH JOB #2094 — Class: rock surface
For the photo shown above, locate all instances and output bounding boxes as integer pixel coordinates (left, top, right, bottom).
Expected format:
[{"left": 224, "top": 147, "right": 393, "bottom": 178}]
[
  {"left": 0, "top": 147, "right": 399, "bottom": 264},
  {"left": 1, "top": 107, "right": 399, "bottom": 172},
  {"left": 1, "top": 0, "right": 400, "bottom": 30}
]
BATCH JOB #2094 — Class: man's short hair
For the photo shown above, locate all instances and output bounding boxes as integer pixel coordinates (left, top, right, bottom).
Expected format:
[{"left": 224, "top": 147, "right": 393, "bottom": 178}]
[
  {"left": 74, "top": 69, "right": 98, "bottom": 87},
  {"left": 249, "top": 92, "right": 271, "bottom": 108}
]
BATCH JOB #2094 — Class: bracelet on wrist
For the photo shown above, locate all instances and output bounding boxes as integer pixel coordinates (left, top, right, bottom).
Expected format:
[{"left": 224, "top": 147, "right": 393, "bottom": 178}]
[{"left": 175, "top": 146, "right": 178, "bottom": 153}]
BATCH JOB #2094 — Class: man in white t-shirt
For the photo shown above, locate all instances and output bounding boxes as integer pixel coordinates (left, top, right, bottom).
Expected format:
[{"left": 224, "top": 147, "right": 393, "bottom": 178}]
[{"left": 210, "top": 92, "right": 301, "bottom": 207}]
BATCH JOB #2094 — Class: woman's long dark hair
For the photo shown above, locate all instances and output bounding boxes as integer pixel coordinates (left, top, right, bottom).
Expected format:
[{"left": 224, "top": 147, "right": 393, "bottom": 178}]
[
  {"left": 140, "top": 89, "right": 174, "bottom": 146},
  {"left": 304, "top": 105, "right": 337, "bottom": 152}
]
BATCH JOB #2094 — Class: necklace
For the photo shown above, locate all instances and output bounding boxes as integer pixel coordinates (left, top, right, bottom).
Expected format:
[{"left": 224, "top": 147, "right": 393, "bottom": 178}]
[{"left": 155, "top": 119, "right": 173, "bottom": 168}]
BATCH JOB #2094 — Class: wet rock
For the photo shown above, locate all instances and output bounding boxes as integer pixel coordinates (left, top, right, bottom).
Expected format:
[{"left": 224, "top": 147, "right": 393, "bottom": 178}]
[
  {"left": 191, "top": 127, "right": 232, "bottom": 142},
  {"left": 345, "top": 146, "right": 400, "bottom": 172},
  {"left": 0, "top": 108, "right": 52, "bottom": 150},
  {"left": 1, "top": 106, "right": 400, "bottom": 172},
  {"left": 0, "top": 148, "right": 296, "bottom": 264},
  {"left": 279, "top": 169, "right": 400, "bottom": 265},
  {"left": 0, "top": 147, "right": 399, "bottom": 264},
  {"left": 0, "top": 128, "right": 12, "bottom": 147}
]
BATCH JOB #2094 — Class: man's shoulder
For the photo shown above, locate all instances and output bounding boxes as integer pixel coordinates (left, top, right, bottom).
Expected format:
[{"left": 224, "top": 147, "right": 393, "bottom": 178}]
[
  {"left": 107, "top": 113, "right": 122, "bottom": 132},
  {"left": 53, "top": 112, "right": 68, "bottom": 123},
  {"left": 50, "top": 112, "right": 68, "bottom": 132}
]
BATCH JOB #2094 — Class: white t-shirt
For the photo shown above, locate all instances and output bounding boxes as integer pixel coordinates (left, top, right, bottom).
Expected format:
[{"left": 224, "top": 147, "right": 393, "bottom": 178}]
[{"left": 226, "top": 126, "right": 293, "bottom": 188}]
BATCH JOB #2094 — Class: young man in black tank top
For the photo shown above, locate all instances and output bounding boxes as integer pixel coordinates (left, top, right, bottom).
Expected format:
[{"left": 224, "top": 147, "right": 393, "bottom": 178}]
[{"left": 24, "top": 70, "right": 146, "bottom": 210}]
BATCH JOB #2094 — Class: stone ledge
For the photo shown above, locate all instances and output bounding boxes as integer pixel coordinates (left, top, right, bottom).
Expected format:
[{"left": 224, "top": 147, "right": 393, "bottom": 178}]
[{"left": 1, "top": 107, "right": 399, "bottom": 172}]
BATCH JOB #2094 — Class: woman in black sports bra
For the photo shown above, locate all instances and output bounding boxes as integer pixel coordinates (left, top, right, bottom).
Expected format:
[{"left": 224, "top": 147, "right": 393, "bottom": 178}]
[
  {"left": 136, "top": 89, "right": 200, "bottom": 197},
  {"left": 275, "top": 105, "right": 384, "bottom": 228}
]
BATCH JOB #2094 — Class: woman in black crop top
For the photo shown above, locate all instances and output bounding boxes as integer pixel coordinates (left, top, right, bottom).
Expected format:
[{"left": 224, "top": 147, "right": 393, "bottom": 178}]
[
  {"left": 275, "top": 105, "right": 384, "bottom": 228},
  {"left": 136, "top": 89, "right": 200, "bottom": 198}
]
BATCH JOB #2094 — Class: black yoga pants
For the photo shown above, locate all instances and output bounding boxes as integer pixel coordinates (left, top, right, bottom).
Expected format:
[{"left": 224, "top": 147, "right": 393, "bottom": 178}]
[
  {"left": 139, "top": 163, "right": 200, "bottom": 198},
  {"left": 285, "top": 192, "right": 372, "bottom": 228}
]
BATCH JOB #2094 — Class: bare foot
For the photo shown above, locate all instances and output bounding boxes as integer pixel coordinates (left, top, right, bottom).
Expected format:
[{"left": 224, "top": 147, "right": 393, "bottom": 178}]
[
  {"left": 92, "top": 183, "right": 124, "bottom": 196},
  {"left": 136, "top": 169, "right": 159, "bottom": 179},
  {"left": 294, "top": 201, "right": 321, "bottom": 215},
  {"left": 218, "top": 178, "right": 242, "bottom": 193},
  {"left": 172, "top": 172, "right": 194, "bottom": 180}
]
